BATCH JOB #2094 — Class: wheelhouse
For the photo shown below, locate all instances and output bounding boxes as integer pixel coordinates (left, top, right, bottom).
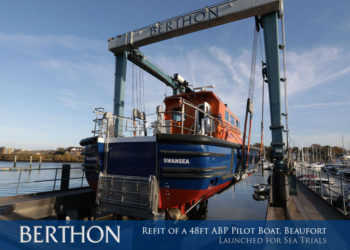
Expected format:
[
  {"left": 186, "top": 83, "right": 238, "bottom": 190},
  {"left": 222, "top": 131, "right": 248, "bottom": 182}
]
[{"left": 163, "top": 91, "right": 242, "bottom": 144}]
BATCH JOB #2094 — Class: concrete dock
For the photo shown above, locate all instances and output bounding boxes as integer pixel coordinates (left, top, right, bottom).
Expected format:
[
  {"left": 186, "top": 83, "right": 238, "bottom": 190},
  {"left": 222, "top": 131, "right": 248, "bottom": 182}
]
[
  {"left": 0, "top": 187, "right": 95, "bottom": 220},
  {"left": 267, "top": 181, "right": 348, "bottom": 220}
]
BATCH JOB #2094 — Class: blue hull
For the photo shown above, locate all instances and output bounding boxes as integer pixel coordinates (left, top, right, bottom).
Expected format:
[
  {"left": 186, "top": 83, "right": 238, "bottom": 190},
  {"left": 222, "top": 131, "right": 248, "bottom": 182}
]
[{"left": 80, "top": 134, "right": 259, "bottom": 192}]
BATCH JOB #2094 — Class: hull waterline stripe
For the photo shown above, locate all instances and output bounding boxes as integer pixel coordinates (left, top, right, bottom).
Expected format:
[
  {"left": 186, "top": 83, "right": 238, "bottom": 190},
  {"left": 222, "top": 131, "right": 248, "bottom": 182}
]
[
  {"left": 161, "top": 166, "right": 227, "bottom": 173},
  {"left": 160, "top": 170, "right": 227, "bottom": 179}
]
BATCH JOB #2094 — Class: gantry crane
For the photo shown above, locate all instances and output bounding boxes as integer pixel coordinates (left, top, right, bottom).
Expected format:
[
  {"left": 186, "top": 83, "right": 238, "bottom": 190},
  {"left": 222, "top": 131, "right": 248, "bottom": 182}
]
[{"left": 108, "top": 0, "right": 288, "bottom": 207}]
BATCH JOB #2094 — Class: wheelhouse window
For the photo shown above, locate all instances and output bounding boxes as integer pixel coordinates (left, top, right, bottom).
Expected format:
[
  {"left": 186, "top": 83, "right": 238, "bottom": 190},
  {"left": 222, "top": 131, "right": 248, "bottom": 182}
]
[
  {"left": 225, "top": 111, "right": 229, "bottom": 121},
  {"left": 172, "top": 108, "right": 182, "bottom": 122},
  {"left": 230, "top": 115, "right": 235, "bottom": 126}
]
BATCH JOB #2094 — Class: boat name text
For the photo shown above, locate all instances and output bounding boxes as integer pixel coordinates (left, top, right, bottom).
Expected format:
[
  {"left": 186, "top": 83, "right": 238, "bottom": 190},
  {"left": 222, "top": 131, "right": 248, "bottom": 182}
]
[{"left": 163, "top": 158, "right": 190, "bottom": 164}]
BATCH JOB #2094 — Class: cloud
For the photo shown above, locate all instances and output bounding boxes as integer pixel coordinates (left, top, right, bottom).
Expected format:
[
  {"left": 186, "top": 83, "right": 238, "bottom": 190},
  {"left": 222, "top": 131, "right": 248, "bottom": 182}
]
[
  {"left": 147, "top": 45, "right": 350, "bottom": 117},
  {"left": 209, "top": 47, "right": 251, "bottom": 87},
  {"left": 38, "top": 58, "right": 114, "bottom": 91},
  {"left": 140, "top": 45, "right": 350, "bottom": 148},
  {"left": 0, "top": 32, "right": 114, "bottom": 94},
  {"left": 286, "top": 47, "right": 350, "bottom": 94},
  {"left": 57, "top": 89, "right": 80, "bottom": 110},
  {"left": 6, "top": 31, "right": 348, "bottom": 116},
  {"left": 291, "top": 101, "right": 350, "bottom": 109},
  {"left": 3, "top": 31, "right": 349, "bottom": 149},
  {"left": 149, "top": 46, "right": 253, "bottom": 117},
  {"left": 0, "top": 32, "right": 104, "bottom": 52},
  {"left": 291, "top": 132, "right": 350, "bottom": 149}
]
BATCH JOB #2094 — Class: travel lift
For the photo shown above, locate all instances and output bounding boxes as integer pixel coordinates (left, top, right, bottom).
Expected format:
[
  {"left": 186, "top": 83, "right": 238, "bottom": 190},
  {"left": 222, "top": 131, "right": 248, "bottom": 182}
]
[{"left": 108, "top": 0, "right": 289, "bottom": 207}]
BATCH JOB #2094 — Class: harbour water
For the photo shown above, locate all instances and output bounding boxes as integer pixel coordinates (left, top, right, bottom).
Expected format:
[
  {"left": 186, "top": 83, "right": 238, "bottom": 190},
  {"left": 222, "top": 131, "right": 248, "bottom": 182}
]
[
  {"left": 207, "top": 171, "right": 269, "bottom": 220},
  {"left": 0, "top": 161, "right": 88, "bottom": 196},
  {"left": 0, "top": 161, "right": 269, "bottom": 219}
]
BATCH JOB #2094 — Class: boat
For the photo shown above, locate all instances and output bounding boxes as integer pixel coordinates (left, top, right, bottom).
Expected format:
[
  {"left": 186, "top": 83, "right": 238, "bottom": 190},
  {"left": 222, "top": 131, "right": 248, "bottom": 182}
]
[
  {"left": 253, "top": 193, "right": 268, "bottom": 201},
  {"left": 323, "top": 164, "right": 346, "bottom": 176},
  {"left": 341, "top": 154, "right": 350, "bottom": 161},
  {"left": 253, "top": 184, "right": 270, "bottom": 194},
  {"left": 262, "top": 161, "right": 273, "bottom": 170},
  {"left": 310, "top": 162, "right": 325, "bottom": 171},
  {"left": 339, "top": 169, "right": 350, "bottom": 180},
  {"left": 80, "top": 88, "right": 259, "bottom": 219}
]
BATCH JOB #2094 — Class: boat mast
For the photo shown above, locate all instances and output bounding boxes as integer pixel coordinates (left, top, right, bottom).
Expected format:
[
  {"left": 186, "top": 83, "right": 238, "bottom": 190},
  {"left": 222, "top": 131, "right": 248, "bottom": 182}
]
[{"left": 260, "top": 62, "right": 267, "bottom": 161}]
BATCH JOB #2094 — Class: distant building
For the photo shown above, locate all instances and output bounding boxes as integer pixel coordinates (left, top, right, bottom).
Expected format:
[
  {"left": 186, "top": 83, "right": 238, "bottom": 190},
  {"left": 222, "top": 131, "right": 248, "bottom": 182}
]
[
  {"left": 0, "top": 147, "right": 14, "bottom": 154},
  {"left": 0, "top": 147, "right": 6, "bottom": 154},
  {"left": 67, "top": 147, "right": 83, "bottom": 155}
]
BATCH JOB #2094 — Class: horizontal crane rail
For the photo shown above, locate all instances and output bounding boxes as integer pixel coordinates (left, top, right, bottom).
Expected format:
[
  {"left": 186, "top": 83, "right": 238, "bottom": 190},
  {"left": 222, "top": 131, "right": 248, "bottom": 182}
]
[{"left": 108, "top": 0, "right": 282, "bottom": 53}]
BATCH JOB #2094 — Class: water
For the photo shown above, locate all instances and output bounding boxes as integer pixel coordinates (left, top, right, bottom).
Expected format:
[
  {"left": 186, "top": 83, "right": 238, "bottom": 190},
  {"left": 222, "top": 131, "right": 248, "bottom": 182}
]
[
  {"left": 0, "top": 161, "right": 270, "bottom": 220},
  {"left": 0, "top": 161, "right": 88, "bottom": 196},
  {"left": 207, "top": 170, "right": 270, "bottom": 220}
]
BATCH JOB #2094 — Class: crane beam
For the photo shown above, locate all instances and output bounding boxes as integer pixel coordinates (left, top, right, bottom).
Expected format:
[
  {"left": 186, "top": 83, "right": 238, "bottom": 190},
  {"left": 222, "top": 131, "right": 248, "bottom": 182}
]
[
  {"left": 127, "top": 49, "right": 189, "bottom": 95},
  {"left": 108, "top": 0, "right": 282, "bottom": 54}
]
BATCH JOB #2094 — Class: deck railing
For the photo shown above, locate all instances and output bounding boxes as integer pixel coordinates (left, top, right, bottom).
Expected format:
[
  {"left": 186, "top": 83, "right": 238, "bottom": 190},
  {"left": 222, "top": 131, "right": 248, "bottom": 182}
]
[
  {"left": 93, "top": 97, "right": 240, "bottom": 139},
  {"left": 295, "top": 163, "right": 350, "bottom": 216},
  {"left": 0, "top": 164, "right": 90, "bottom": 196}
]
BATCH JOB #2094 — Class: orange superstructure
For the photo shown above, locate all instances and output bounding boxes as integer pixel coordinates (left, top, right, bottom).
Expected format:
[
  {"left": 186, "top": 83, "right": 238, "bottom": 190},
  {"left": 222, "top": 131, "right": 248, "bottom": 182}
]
[{"left": 163, "top": 90, "right": 243, "bottom": 144}]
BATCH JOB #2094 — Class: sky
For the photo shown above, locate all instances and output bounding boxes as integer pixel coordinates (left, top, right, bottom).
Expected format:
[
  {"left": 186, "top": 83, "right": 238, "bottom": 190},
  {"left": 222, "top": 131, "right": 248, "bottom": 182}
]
[{"left": 1, "top": 0, "right": 350, "bottom": 150}]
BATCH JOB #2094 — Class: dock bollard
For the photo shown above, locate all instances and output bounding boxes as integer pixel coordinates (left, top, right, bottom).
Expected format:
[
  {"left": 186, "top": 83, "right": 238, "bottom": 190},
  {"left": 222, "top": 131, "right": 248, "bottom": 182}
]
[
  {"left": 289, "top": 168, "right": 297, "bottom": 195},
  {"left": 29, "top": 155, "right": 32, "bottom": 169},
  {"left": 13, "top": 155, "right": 16, "bottom": 168},
  {"left": 60, "top": 164, "right": 71, "bottom": 191}
]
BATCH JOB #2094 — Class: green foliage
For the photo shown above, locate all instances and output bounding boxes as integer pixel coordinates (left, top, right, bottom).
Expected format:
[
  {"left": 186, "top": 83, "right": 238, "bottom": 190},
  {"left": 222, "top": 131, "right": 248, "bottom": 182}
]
[{"left": 0, "top": 151, "right": 83, "bottom": 162}]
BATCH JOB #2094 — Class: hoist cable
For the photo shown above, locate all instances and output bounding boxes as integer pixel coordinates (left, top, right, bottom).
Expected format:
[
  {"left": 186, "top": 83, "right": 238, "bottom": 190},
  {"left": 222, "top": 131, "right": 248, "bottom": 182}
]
[
  {"left": 242, "top": 22, "right": 259, "bottom": 171},
  {"left": 260, "top": 71, "right": 265, "bottom": 160},
  {"left": 131, "top": 63, "right": 135, "bottom": 110},
  {"left": 257, "top": 31, "right": 265, "bottom": 161},
  {"left": 248, "top": 27, "right": 259, "bottom": 103},
  {"left": 136, "top": 68, "right": 139, "bottom": 110},
  {"left": 140, "top": 69, "right": 145, "bottom": 112}
]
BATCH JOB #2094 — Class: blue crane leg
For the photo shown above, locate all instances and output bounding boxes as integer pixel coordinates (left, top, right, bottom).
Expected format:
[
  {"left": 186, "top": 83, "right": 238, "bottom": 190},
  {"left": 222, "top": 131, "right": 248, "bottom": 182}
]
[
  {"left": 262, "top": 12, "right": 284, "bottom": 161},
  {"left": 113, "top": 51, "right": 127, "bottom": 137},
  {"left": 262, "top": 12, "right": 289, "bottom": 206}
]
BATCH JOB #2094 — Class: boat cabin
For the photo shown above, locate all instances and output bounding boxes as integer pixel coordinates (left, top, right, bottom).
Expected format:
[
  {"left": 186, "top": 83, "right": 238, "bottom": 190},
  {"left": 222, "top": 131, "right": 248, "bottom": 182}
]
[{"left": 163, "top": 91, "right": 242, "bottom": 144}]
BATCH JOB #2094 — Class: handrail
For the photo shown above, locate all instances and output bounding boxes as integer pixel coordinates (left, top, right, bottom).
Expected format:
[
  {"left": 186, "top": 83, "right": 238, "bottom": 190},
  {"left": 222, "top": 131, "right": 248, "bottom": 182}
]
[
  {"left": 1, "top": 165, "right": 91, "bottom": 196},
  {"left": 295, "top": 163, "right": 349, "bottom": 216},
  {"left": 1, "top": 166, "right": 84, "bottom": 172},
  {"left": 91, "top": 97, "right": 241, "bottom": 138}
]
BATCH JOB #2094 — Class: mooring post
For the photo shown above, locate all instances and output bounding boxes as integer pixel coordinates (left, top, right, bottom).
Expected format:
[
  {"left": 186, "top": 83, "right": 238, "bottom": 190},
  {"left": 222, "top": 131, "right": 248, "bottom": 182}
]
[
  {"left": 60, "top": 164, "right": 71, "bottom": 191},
  {"left": 29, "top": 155, "right": 32, "bottom": 169},
  {"left": 341, "top": 175, "right": 346, "bottom": 215},
  {"left": 13, "top": 155, "right": 16, "bottom": 168},
  {"left": 39, "top": 155, "right": 42, "bottom": 169},
  {"left": 113, "top": 51, "right": 127, "bottom": 137},
  {"left": 289, "top": 167, "right": 297, "bottom": 195},
  {"left": 328, "top": 173, "right": 332, "bottom": 205}
]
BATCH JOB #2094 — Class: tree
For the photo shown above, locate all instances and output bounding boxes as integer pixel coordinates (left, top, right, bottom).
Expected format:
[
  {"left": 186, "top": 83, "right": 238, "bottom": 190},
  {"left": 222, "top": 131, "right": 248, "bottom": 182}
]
[{"left": 55, "top": 148, "right": 66, "bottom": 155}]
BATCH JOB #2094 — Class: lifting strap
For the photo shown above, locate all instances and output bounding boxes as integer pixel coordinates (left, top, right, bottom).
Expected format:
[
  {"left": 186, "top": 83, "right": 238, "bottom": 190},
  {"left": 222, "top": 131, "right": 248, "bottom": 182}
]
[{"left": 241, "top": 19, "right": 259, "bottom": 171}]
